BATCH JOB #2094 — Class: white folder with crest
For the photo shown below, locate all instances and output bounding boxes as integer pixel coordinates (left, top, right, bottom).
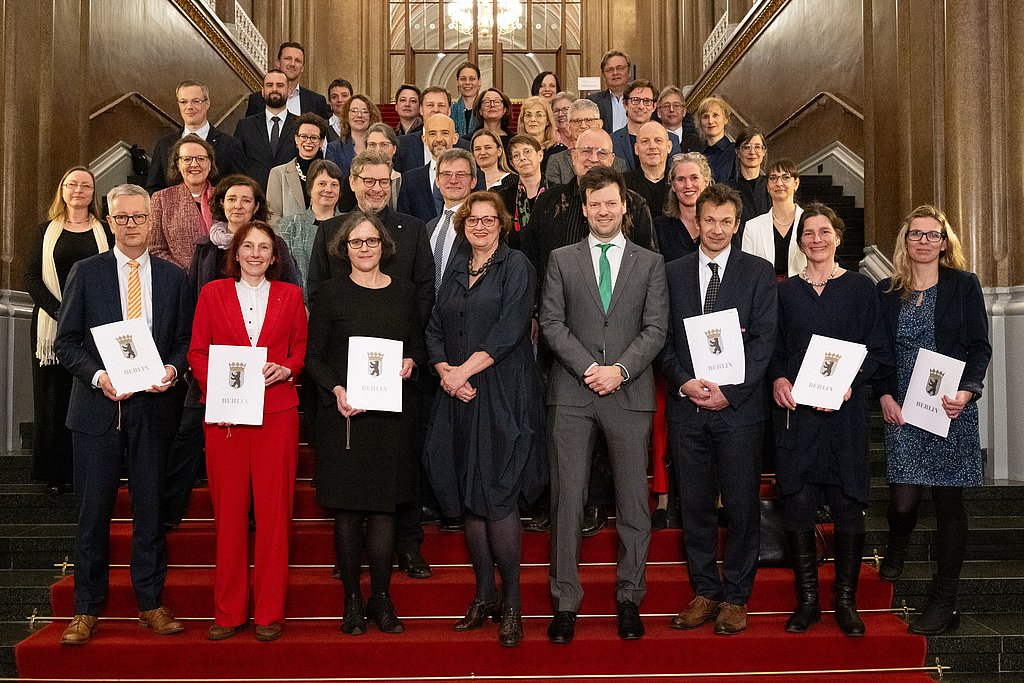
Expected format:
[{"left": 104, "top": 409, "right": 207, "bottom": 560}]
[
  {"left": 90, "top": 318, "right": 167, "bottom": 395},
  {"left": 204, "top": 345, "right": 267, "bottom": 425},
  {"left": 790, "top": 334, "right": 868, "bottom": 410},
  {"left": 682, "top": 308, "right": 746, "bottom": 386},
  {"left": 901, "top": 348, "right": 966, "bottom": 438},
  {"left": 346, "top": 336, "right": 403, "bottom": 412}
]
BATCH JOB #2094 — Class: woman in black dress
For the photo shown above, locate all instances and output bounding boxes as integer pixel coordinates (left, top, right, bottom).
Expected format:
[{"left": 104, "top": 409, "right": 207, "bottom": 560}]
[
  {"left": 424, "top": 191, "right": 547, "bottom": 647},
  {"left": 771, "top": 203, "right": 890, "bottom": 637},
  {"left": 23, "top": 167, "right": 111, "bottom": 493},
  {"left": 305, "top": 210, "right": 425, "bottom": 636},
  {"left": 876, "top": 205, "right": 991, "bottom": 635},
  {"left": 654, "top": 152, "right": 712, "bottom": 264}
]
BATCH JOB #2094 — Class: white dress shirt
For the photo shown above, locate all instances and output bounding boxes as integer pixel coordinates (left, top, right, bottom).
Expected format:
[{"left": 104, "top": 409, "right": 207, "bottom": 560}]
[
  {"left": 183, "top": 121, "right": 212, "bottom": 139},
  {"left": 432, "top": 202, "right": 462, "bottom": 275},
  {"left": 587, "top": 231, "right": 627, "bottom": 292},
  {"left": 286, "top": 85, "right": 301, "bottom": 117},
  {"left": 329, "top": 114, "right": 341, "bottom": 139},
  {"left": 235, "top": 277, "right": 271, "bottom": 346},
  {"left": 698, "top": 244, "right": 731, "bottom": 304},
  {"left": 265, "top": 108, "right": 288, "bottom": 141},
  {"left": 422, "top": 142, "right": 433, "bottom": 166},
  {"left": 92, "top": 247, "right": 156, "bottom": 388},
  {"left": 427, "top": 159, "right": 439, "bottom": 194}
]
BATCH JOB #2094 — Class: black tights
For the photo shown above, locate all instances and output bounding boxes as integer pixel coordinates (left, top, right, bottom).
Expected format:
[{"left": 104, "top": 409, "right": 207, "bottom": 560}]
[
  {"left": 334, "top": 510, "right": 396, "bottom": 597},
  {"left": 888, "top": 483, "right": 968, "bottom": 580},
  {"left": 463, "top": 510, "right": 523, "bottom": 609},
  {"left": 783, "top": 483, "right": 866, "bottom": 534}
]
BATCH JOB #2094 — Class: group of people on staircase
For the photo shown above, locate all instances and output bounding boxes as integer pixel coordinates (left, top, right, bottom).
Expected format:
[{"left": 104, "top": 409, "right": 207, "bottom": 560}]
[{"left": 22, "top": 42, "right": 990, "bottom": 650}]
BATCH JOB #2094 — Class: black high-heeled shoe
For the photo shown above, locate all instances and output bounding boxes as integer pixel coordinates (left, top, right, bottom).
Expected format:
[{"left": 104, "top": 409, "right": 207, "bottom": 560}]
[
  {"left": 366, "top": 592, "right": 404, "bottom": 634},
  {"left": 453, "top": 596, "right": 503, "bottom": 632}
]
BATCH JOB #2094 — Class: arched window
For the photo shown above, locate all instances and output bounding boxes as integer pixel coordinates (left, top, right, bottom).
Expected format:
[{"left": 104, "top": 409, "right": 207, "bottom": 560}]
[{"left": 389, "top": 1, "right": 582, "bottom": 99}]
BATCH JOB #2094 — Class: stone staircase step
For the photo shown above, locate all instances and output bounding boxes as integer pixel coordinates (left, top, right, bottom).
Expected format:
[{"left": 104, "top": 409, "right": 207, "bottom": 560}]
[
  {"left": 0, "top": 570, "right": 57, "bottom": 621},
  {"left": 0, "top": 454, "right": 32, "bottom": 486},
  {"left": 0, "top": 487, "right": 76, "bottom": 524},
  {"left": 894, "top": 560, "right": 1024, "bottom": 614},
  {"left": 0, "top": 524, "right": 74, "bottom": 571}
]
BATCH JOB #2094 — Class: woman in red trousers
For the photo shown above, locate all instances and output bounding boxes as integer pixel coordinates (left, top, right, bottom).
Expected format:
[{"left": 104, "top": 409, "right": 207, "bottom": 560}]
[{"left": 188, "top": 220, "right": 308, "bottom": 642}]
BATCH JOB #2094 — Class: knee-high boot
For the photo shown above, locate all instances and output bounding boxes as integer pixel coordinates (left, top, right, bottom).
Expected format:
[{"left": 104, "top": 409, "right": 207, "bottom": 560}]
[
  {"left": 832, "top": 532, "right": 866, "bottom": 637},
  {"left": 785, "top": 529, "right": 821, "bottom": 633},
  {"left": 879, "top": 533, "right": 910, "bottom": 583}
]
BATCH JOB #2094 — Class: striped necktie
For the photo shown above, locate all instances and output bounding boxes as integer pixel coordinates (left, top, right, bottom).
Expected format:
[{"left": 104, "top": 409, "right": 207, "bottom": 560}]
[{"left": 127, "top": 259, "right": 142, "bottom": 320}]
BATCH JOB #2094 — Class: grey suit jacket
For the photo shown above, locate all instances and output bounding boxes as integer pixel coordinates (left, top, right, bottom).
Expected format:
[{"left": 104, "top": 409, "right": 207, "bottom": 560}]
[
  {"left": 266, "top": 158, "right": 306, "bottom": 227},
  {"left": 539, "top": 236, "right": 668, "bottom": 411},
  {"left": 544, "top": 148, "right": 628, "bottom": 186}
]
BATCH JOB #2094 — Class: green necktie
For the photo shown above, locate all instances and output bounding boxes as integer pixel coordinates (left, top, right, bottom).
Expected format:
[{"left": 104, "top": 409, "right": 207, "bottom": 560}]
[{"left": 598, "top": 243, "right": 614, "bottom": 313}]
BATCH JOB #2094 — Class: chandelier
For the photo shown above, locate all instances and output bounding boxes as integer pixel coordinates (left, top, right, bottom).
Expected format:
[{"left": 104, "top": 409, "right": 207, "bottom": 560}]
[{"left": 447, "top": 1, "right": 523, "bottom": 37}]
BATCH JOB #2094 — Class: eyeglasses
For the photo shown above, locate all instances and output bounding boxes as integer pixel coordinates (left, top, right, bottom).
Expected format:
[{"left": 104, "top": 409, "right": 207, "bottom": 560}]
[
  {"left": 354, "top": 176, "right": 390, "bottom": 188},
  {"left": 627, "top": 97, "right": 655, "bottom": 107},
  {"left": 110, "top": 214, "right": 149, "bottom": 226},
  {"left": 603, "top": 65, "right": 628, "bottom": 73},
  {"left": 553, "top": 107, "right": 571, "bottom": 116},
  {"left": 177, "top": 98, "right": 208, "bottom": 107},
  {"left": 658, "top": 103, "right": 684, "bottom": 112},
  {"left": 438, "top": 171, "right": 473, "bottom": 181},
  {"left": 349, "top": 109, "right": 370, "bottom": 116},
  {"left": 767, "top": 174, "right": 794, "bottom": 184},
  {"left": 907, "top": 230, "right": 946, "bottom": 243},
  {"left": 64, "top": 182, "right": 94, "bottom": 191},
  {"left": 570, "top": 117, "right": 601, "bottom": 126},
  {"left": 740, "top": 143, "right": 766, "bottom": 153},
  {"left": 481, "top": 99, "right": 504, "bottom": 108},
  {"left": 575, "top": 147, "right": 612, "bottom": 160},
  {"left": 347, "top": 237, "right": 382, "bottom": 249},
  {"left": 296, "top": 134, "right": 321, "bottom": 143},
  {"left": 177, "top": 155, "right": 210, "bottom": 164},
  {"left": 464, "top": 216, "right": 498, "bottom": 227},
  {"left": 522, "top": 111, "right": 546, "bottom": 120}
]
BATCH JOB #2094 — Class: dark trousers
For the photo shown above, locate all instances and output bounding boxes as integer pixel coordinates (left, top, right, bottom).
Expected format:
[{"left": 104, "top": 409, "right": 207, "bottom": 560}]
[
  {"left": 671, "top": 414, "right": 762, "bottom": 605},
  {"left": 72, "top": 396, "right": 171, "bottom": 615},
  {"left": 162, "top": 404, "right": 205, "bottom": 525}
]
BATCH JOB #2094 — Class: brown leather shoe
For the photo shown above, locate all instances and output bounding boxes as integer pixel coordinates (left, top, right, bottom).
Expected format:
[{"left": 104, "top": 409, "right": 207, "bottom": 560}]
[
  {"left": 138, "top": 606, "right": 184, "bottom": 635},
  {"left": 255, "top": 623, "right": 283, "bottom": 641},
  {"left": 714, "top": 602, "right": 748, "bottom": 635},
  {"left": 60, "top": 615, "right": 98, "bottom": 645},
  {"left": 670, "top": 595, "right": 721, "bottom": 629},
  {"left": 207, "top": 622, "right": 246, "bottom": 641}
]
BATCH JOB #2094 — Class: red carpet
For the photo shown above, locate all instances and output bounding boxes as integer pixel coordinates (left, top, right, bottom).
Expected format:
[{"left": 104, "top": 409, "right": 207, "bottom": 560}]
[{"left": 17, "top": 446, "right": 929, "bottom": 681}]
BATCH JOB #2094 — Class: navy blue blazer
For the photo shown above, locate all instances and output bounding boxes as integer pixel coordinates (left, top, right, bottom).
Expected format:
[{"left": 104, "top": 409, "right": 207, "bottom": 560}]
[
  {"left": 325, "top": 137, "right": 356, "bottom": 177},
  {"left": 54, "top": 251, "right": 193, "bottom": 435},
  {"left": 875, "top": 267, "right": 991, "bottom": 398},
  {"left": 244, "top": 87, "right": 331, "bottom": 121},
  {"left": 660, "top": 247, "right": 777, "bottom": 426},
  {"left": 610, "top": 126, "right": 682, "bottom": 171},
  {"left": 397, "top": 164, "right": 486, "bottom": 223},
  {"left": 588, "top": 90, "right": 616, "bottom": 134},
  {"left": 145, "top": 124, "right": 246, "bottom": 195},
  {"left": 395, "top": 133, "right": 473, "bottom": 173},
  {"left": 233, "top": 112, "right": 299, "bottom": 191}
]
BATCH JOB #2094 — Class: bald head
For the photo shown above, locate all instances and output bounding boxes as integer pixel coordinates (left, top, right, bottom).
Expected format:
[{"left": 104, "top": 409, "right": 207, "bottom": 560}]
[
  {"left": 422, "top": 114, "right": 458, "bottom": 160},
  {"left": 572, "top": 128, "right": 614, "bottom": 178},
  {"left": 635, "top": 121, "right": 672, "bottom": 174}
]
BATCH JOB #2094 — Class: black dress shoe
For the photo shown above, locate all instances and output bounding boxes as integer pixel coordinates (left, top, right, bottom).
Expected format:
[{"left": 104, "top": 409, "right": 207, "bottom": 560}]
[
  {"left": 651, "top": 508, "right": 668, "bottom": 531},
  {"left": 581, "top": 505, "right": 607, "bottom": 537},
  {"left": 499, "top": 606, "right": 523, "bottom": 647},
  {"left": 524, "top": 510, "right": 551, "bottom": 532},
  {"left": 420, "top": 506, "right": 441, "bottom": 525},
  {"left": 454, "top": 596, "right": 502, "bottom": 631},
  {"left": 366, "top": 592, "right": 404, "bottom": 634},
  {"left": 440, "top": 516, "right": 464, "bottom": 532},
  {"left": 397, "top": 549, "right": 432, "bottom": 579},
  {"left": 547, "top": 611, "right": 576, "bottom": 644},
  {"left": 340, "top": 593, "right": 366, "bottom": 635},
  {"left": 617, "top": 600, "right": 645, "bottom": 640}
]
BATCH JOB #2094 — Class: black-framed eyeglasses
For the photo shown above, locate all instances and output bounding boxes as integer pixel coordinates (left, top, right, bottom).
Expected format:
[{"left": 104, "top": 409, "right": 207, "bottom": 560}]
[
  {"left": 347, "top": 237, "right": 382, "bottom": 249},
  {"left": 907, "top": 230, "right": 946, "bottom": 243},
  {"left": 296, "top": 134, "right": 321, "bottom": 143},
  {"left": 110, "top": 214, "right": 149, "bottom": 226},
  {"left": 177, "top": 155, "right": 210, "bottom": 164},
  {"left": 464, "top": 216, "right": 499, "bottom": 228},
  {"left": 354, "top": 176, "right": 390, "bottom": 188},
  {"left": 627, "top": 97, "right": 655, "bottom": 107}
]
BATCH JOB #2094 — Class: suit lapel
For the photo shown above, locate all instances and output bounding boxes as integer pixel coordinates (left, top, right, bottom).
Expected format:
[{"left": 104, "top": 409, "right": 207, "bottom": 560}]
[
  {"left": 606, "top": 241, "right": 638, "bottom": 315},
  {"left": 712, "top": 249, "right": 743, "bottom": 312},
  {"left": 934, "top": 267, "right": 955, "bottom": 322},
  {"left": 687, "top": 255, "right": 703, "bottom": 315},
  {"left": 150, "top": 258, "right": 168, "bottom": 345},
  {"left": 286, "top": 163, "right": 304, "bottom": 208},
  {"left": 100, "top": 252, "right": 122, "bottom": 323},
  {"left": 573, "top": 240, "right": 605, "bottom": 313}
]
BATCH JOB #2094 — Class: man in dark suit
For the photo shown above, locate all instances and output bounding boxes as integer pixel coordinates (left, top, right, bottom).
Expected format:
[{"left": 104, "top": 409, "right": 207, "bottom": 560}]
[
  {"left": 540, "top": 166, "right": 668, "bottom": 644},
  {"left": 54, "top": 184, "right": 193, "bottom": 645},
  {"left": 146, "top": 80, "right": 245, "bottom": 194},
  {"left": 659, "top": 183, "right": 777, "bottom": 635},
  {"left": 426, "top": 148, "right": 474, "bottom": 290},
  {"left": 395, "top": 87, "right": 474, "bottom": 172},
  {"left": 610, "top": 79, "right": 682, "bottom": 171},
  {"left": 233, "top": 69, "right": 299, "bottom": 191},
  {"left": 588, "top": 50, "right": 631, "bottom": 134},
  {"left": 397, "top": 114, "right": 459, "bottom": 223},
  {"left": 306, "top": 150, "right": 435, "bottom": 578},
  {"left": 243, "top": 42, "right": 330, "bottom": 120}
]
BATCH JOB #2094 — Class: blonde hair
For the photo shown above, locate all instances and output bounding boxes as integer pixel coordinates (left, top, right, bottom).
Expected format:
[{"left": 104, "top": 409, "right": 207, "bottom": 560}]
[
  {"left": 888, "top": 204, "right": 966, "bottom": 299},
  {"left": 49, "top": 166, "right": 102, "bottom": 221},
  {"left": 694, "top": 94, "right": 731, "bottom": 144},
  {"left": 517, "top": 96, "right": 558, "bottom": 150}
]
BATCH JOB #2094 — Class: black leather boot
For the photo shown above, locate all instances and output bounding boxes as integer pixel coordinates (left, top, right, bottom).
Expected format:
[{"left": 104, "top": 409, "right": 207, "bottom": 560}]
[
  {"left": 879, "top": 533, "right": 910, "bottom": 582},
  {"left": 833, "top": 532, "right": 866, "bottom": 637},
  {"left": 340, "top": 592, "right": 365, "bottom": 635},
  {"left": 909, "top": 574, "right": 960, "bottom": 635},
  {"left": 785, "top": 530, "right": 821, "bottom": 633},
  {"left": 366, "top": 592, "right": 404, "bottom": 633}
]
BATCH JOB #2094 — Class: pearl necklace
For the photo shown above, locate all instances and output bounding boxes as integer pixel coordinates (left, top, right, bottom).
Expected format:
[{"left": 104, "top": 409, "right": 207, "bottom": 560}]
[{"left": 800, "top": 264, "right": 839, "bottom": 287}]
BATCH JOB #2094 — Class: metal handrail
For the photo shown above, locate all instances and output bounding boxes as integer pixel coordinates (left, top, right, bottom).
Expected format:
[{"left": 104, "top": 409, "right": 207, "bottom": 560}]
[{"left": 765, "top": 91, "right": 864, "bottom": 141}]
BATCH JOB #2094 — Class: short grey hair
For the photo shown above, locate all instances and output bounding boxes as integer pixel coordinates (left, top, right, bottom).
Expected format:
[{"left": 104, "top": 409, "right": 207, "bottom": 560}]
[
  {"left": 552, "top": 91, "right": 577, "bottom": 107},
  {"left": 437, "top": 147, "right": 477, "bottom": 178},
  {"left": 107, "top": 183, "right": 151, "bottom": 213},
  {"left": 366, "top": 122, "right": 399, "bottom": 147},
  {"left": 569, "top": 99, "right": 600, "bottom": 119}
]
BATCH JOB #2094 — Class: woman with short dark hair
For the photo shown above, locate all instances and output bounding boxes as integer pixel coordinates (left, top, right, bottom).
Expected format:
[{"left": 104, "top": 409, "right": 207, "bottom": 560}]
[
  {"left": 741, "top": 158, "right": 804, "bottom": 280},
  {"left": 278, "top": 159, "right": 343, "bottom": 303},
  {"left": 305, "top": 210, "right": 424, "bottom": 636}
]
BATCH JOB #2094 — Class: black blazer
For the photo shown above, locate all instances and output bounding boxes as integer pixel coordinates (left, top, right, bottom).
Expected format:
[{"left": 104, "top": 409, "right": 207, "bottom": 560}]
[
  {"left": 306, "top": 205, "right": 434, "bottom": 325},
  {"left": 395, "top": 133, "right": 473, "bottom": 173},
  {"left": 54, "top": 251, "right": 193, "bottom": 435},
  {"left": 145, "top": 124, "right": 246, "bottom": 194},
  {"left": 396, "top": 164, "right": 439, "bottom": 223},
  {"left": 232, "top": 112, "right": 299, "bottom": 191},
  {"left": 660, "top": 247, "right": 777, "bottom": 426},
  {"left": 875, "top": 267, "right": 991, "bottom": 398},
  {"left": 587, "top": 90, "right": 616, "bottom": 134},
  {"left": 244, "top": 87, "right": 331, "bottom": 121}
]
